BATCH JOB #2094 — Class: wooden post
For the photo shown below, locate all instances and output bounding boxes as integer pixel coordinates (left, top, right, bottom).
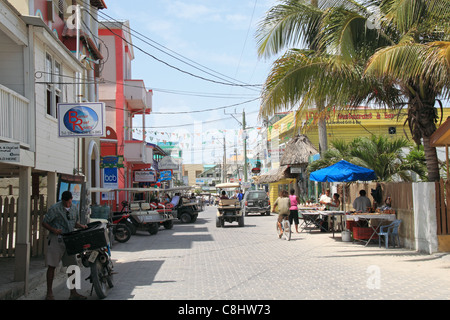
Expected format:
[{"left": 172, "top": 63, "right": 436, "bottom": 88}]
[{"left": 14, "top": 167, "right": 31, "bottom": 296}]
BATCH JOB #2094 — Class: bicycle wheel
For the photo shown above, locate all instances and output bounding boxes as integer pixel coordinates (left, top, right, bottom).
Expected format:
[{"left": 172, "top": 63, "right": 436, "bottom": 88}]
[{"left": 283, "top": 219, "right": 291, "bottom": 241}]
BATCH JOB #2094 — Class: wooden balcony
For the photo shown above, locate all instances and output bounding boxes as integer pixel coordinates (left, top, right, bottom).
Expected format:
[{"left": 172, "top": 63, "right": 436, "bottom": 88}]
[
  {"left": 124, "top": 80, "right": 152, "bottom": 113},
  {"left": 0, "top": 84, "right": 31, "bottom": 147}
]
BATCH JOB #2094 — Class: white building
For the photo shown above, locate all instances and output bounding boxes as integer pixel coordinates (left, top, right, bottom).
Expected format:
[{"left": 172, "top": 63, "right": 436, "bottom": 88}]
[{"left": 0, "top": 0, "right": 105, "bottom": 293}]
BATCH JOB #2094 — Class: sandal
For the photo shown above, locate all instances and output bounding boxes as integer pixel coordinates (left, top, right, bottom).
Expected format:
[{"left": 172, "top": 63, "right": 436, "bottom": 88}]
[{"left": 69, "top": 293, "right": 87, "bottom": 300}]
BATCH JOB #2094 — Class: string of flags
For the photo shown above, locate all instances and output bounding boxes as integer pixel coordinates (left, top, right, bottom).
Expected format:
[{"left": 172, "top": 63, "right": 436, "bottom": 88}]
[{"left": 124, "top": 120, "right": 300, "bottom": 148}]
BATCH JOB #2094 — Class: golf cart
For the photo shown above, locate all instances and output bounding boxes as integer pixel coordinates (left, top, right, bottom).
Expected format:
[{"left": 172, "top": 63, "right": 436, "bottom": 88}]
[
  {"left": 163, "top": 186, "right": 200, "bottom": 223},
  {"left": 113, "top": 188, "right": 176, "bottom": 235},
  {"left": 215, "top": 182, "right": 244, "bottom": 227}
]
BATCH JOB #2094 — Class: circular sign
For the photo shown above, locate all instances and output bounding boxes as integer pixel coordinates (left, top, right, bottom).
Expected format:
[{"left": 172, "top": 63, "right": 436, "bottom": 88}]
[{"left": 63, "top": 106, "right": 99, "bottom": 134}]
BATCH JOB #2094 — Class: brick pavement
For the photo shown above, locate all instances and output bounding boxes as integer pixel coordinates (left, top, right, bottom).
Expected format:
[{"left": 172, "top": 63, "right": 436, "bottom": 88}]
[{"left": 16, "top": 205, "right": 450, "bottom": 300}]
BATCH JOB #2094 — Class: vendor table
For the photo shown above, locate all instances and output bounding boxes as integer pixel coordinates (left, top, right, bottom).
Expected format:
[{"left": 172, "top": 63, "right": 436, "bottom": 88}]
[
  {"left": 298, "top": 209, "right": 345, "bottom": 237},
  {"left": 344, "top": 214, "right": 396, "bottom": 246},
  {"left": 320, "top": 211, "right": 345, "bottom": 237}
]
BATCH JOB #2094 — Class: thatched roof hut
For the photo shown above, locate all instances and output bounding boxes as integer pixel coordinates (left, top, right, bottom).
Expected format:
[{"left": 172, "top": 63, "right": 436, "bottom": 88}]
[
  {"left": 255, "top": 165, "right": 291, "bottom": 184},
  {"left": 280, "top": 134, "right": 318, "bottom": 166}
]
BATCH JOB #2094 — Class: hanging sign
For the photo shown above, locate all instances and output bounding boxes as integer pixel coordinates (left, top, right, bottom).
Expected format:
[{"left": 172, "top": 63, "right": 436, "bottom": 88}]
[
  {"left": 134, "top": 171, "right": 156, "bottom": 182},
  {"left": 58, "top": 102, "right": 105, "bottom": 137}
]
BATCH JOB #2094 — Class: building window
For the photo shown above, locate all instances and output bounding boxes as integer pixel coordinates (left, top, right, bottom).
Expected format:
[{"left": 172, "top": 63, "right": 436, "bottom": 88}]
[
  {"left": 55, "top": 61, "right": 62, "bottom": 117},
  {"left": 45, "top": 53, "right": 63, "bottom": 118}
]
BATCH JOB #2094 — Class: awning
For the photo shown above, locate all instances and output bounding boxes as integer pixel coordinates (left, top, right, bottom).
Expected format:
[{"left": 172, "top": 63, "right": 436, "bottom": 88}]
[{"left": 256, "top": 166, "right": 291, "bottom": 184}]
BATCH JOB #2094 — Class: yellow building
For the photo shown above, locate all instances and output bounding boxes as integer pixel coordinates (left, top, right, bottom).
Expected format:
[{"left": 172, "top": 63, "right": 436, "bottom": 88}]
[
  {"left": 265, "top": 107, "right": 450, "bottom": 205},
  {"left": 269, "top": 107, "right": 450, "bottom": 153}
]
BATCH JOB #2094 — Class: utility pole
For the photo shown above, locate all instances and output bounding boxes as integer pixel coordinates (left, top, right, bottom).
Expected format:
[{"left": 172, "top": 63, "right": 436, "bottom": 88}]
[
  {"left": 243, "top": 110, "right": 248, "bottom": 182},
  {"left": 223, "top": 137, "right": 226, "bottom": 183},
  {"left": 225, "top": 109, "right": 248, "bottom": 183}
]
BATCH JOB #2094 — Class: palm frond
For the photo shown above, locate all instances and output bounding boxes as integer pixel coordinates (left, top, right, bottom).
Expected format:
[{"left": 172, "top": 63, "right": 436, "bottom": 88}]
[{"left": 255, "top": 0, "right": 323, "bottom": 58}]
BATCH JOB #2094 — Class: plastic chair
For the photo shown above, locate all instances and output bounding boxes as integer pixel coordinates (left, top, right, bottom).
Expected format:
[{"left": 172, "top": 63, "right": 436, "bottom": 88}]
[{"left": 378, "top": 219, "right": 401, "bottom": 248}]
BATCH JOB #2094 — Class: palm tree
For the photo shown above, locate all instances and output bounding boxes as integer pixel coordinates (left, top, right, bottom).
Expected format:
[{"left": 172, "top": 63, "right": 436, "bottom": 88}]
[
  {"left": 257, "top": 0, "right": 450, "bottom": 182},
  {"left": 363, "top": 0, "right": 450, "bottom": 181},
  {"left": 351, "top": 135, "right": 425, "bottom": 181},
  {"left": 307, "top": 135, "right": 427, "bottom": 181},
  {"left": 256, "top": 0, "right": 330, "bottom": 154},
  {"left": 255, "top": 1, "right": 399, "bottom": 153}
]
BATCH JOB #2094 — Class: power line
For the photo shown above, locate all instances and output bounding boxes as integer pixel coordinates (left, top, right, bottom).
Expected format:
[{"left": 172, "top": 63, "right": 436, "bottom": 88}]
[
  {"left": 90, "top": 2, "right": 262, "bottom": 91},
  {"left": 132, "top": 110, "right": 260, "bottom": 129},
  {"left": 36, "top": 70, "right": 258, "bottom": 99},
  {"left": 81, "top": 6, "right": 263, "bottom": 88},
  {"left": 150, "top": 98, "right": 259, "bottom": 114}
]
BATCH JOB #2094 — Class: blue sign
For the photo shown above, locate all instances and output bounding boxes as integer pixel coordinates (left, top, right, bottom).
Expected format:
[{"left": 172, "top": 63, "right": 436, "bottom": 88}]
[
  {"left": 103, "top": 167, "right": 118, "bottom": 186},
  {"left": 160, "top": 170, "right": 172, "bottom": 181},
  {"left": 58, "top": 102, "right": 105, "bottom": 137}
]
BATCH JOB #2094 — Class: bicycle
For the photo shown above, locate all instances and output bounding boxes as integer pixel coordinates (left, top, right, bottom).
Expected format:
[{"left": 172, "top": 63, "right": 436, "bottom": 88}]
[{"left": 276, "top": 215, "right": 291, "bottom": 241}]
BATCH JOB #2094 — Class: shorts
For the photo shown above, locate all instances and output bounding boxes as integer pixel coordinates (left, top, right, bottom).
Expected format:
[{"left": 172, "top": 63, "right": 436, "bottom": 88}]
[
  {"left": 278, "top": 213, "right": 289, "bottom": 223},
  {"left": 46, "top": 233, "right": 77, "bottom": 268},
  {"left": 289, "top": 210, "right": 299, "bottom": 225}
]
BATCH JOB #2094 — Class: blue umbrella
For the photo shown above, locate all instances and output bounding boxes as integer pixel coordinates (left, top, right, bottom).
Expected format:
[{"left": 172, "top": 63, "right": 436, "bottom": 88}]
[
  {"left": 310, "top": 160, "right": 376, "bottom": 182},
  {"left": 310, "top": 160, "right": 376, "bottom": 215}
]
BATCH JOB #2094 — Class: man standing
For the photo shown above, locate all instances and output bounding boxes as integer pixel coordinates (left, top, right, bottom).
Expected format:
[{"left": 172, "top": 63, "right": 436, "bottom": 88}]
[
  {"left": 237, "top": 189, "right": 244, "bottom": 202},
  {"left": 42, "top": 191, "right": 87, "bottom": 300}
]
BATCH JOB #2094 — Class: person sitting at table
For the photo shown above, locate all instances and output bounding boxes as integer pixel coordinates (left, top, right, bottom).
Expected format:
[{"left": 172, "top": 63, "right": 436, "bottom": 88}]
[
  {"left": 325, "top": 193, "right": 341, "bottom": 231},
  {"left": 353, "top": 190, "right": 372, "bottom": 212},
  {"left": 319, "top": 189, "right": 332, "bottom": 208},
  {"left": 329, "top": 193, "right": 340, "bottom": 210}
]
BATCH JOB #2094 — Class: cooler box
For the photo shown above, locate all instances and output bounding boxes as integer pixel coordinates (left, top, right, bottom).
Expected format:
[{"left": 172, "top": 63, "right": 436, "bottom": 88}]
[
  {"left": 352, "top": 227, "right": 378, "bottom": 240},
  {"left": 63, "top": 221, "right": 109, "bottom": 255}
]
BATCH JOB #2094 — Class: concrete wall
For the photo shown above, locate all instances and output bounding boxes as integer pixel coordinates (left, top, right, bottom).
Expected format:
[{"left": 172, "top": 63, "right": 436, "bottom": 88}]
[{"left": 412, "top": 182, "right": 439, "bottom": 254}]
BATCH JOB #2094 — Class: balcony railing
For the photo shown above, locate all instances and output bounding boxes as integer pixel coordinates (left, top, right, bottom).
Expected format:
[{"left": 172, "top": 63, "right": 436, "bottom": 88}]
[
  {"left": 123, "top": 140, "right": 153, "bottom": 164},
  {"left": 124, "top": 80, "right": 152, "bottom": 113},
  {"left": 0, "top": 84, "right": 31, "bottom": 146}
]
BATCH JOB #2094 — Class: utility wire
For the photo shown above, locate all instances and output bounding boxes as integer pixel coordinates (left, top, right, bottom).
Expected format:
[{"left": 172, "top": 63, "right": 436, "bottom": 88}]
[
  {"left": 89, "top": 1, "right": 261, "bottom": 91},
  {"left": 82, "top": 7, "right": 262, "bottom": 88}
]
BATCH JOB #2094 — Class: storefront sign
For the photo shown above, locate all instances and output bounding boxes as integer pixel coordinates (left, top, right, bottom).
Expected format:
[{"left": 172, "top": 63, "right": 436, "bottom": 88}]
[
  {"left": 0, "top": 143, "right": 20, "bottom": 162},
  {"left": 100, "top": 155, "right": 124, "bottom": 168},
  {"left": 160, "top": 170, "right": 172, "bottom": 181},
  {"left": 134, "top": 171, "right": 156, "bottom": 182},
  {"left": 58, "top": 102, "right": 105, "bottom": 137},
  {"left": 158, "top": 156, "right": 179, "bottom": 170},
  {"left": 102, "top": 167, "right": 118, "bottom": 200}
]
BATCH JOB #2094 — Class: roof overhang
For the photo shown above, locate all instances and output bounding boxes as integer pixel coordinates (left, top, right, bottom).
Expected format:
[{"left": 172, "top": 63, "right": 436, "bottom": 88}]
[{"left": 431, "top": 117, "right": 450, "bottom": 147}]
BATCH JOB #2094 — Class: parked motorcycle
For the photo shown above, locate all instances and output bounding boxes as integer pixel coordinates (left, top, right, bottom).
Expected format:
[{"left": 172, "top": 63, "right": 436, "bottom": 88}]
[
  {"left": 111, "top": 215, "right": 132, "bottom": 243},
  {"left": 112, "top": 202, "right": 137, "bottom": 235},
  {"left": 63, "top": 221, "right": 114, "bottom": 299}
]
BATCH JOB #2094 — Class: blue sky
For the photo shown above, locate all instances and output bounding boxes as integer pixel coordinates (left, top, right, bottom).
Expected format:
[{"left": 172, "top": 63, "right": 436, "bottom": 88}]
[{"left": 100, "top": 0, "right": 278, "bottom": 164}]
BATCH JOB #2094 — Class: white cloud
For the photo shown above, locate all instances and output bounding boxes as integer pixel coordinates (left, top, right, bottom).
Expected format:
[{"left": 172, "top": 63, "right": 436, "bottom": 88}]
[{"left": 167, "top": 1, "right": 217, "bottom": 21}]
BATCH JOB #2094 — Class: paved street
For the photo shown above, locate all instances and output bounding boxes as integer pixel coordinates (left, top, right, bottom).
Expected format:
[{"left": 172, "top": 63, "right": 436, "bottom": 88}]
[{"left": 20, "top": 205, "right": 450, "bottom": 301}]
